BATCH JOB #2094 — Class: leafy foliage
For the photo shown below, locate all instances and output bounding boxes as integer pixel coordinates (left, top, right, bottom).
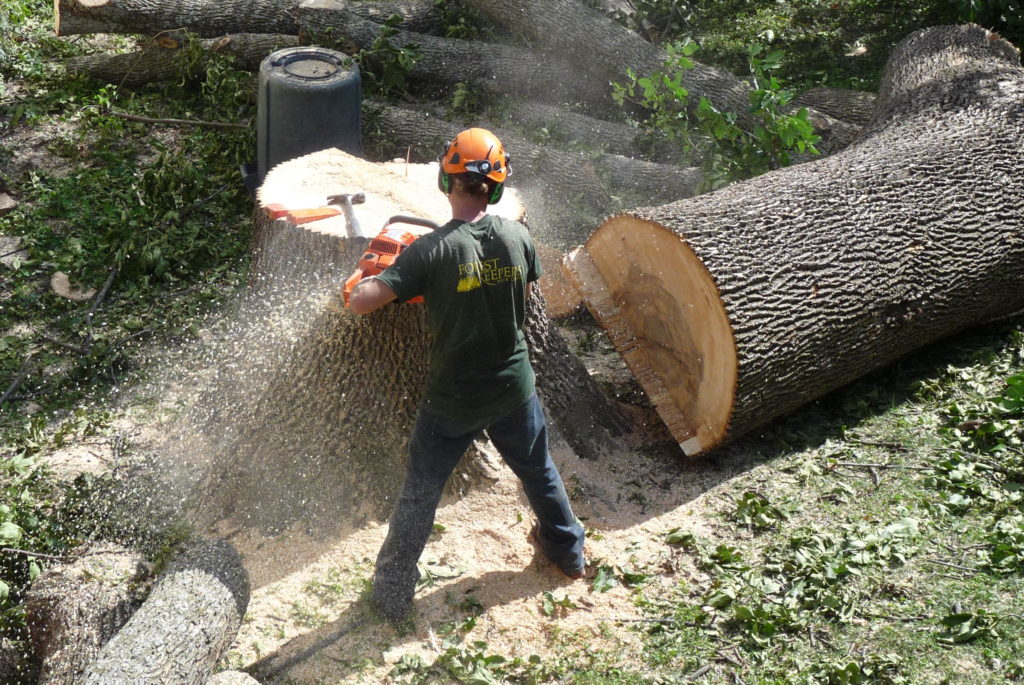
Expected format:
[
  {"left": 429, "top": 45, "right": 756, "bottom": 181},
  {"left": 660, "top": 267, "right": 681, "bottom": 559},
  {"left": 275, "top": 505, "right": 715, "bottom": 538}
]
[
  {"left": 352, "top": 14, "right": 422, "bottom": 99},
  {"left": 613, "top": 39, "right": 819, "bottom": 189},
  {"left": 608, "top": 0, "right": 970, "bottom": 90}
]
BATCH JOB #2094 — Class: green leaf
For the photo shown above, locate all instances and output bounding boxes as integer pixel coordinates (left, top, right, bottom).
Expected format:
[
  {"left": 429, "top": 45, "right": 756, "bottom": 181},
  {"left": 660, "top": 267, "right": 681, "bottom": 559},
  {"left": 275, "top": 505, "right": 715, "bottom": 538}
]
[
  {"left": 665, "top": 528, "right": 695, "bottom": 547},
  {"left": 0, "top": 521, "right": 23, "bottom": 545},
  {"left": 592, "top": 564, "right": 619, "bottom": 593}
]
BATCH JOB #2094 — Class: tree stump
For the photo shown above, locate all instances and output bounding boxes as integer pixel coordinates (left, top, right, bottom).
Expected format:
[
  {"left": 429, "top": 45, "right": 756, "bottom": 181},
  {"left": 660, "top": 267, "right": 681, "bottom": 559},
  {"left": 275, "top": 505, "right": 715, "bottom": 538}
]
[
  {"left": 566, "top": 25, "right": 1024, "bottom": 456},
  {"left": 81, "top": 538, "right": 249, "bottom": 685},
  {"left": 188, "top": 149, "right": 625, "bottom": 535},
  {"left": 25, "top": 542, "right": 150, "bottom": 685}
]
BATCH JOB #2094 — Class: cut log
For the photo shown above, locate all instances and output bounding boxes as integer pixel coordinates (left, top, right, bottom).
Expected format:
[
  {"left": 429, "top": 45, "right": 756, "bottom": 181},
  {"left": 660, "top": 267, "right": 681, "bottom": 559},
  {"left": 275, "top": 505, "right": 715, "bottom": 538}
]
[
  {"left": 82, "top": 538, "right": 249, "bottom": 684},
  {"left": 55, "top": 0, "right": 443, "bottom": 38},
  {"left": 294, "top": 0, "right": 609, "bottom": 109},
  {"left": 191, "top": 149, "right": 625, "bottom": 533},
  {"left": 565, "top": 25, "right": 1024, "bottom": 456},
  {"left": 363, "top": 101, "right": 703, "bottom": 247},
  {"left": 25, "top": 543, "right": 150, "bottom": 685},
  {"left": 65, "top": 33, "right": 298, "bottom": 87}
]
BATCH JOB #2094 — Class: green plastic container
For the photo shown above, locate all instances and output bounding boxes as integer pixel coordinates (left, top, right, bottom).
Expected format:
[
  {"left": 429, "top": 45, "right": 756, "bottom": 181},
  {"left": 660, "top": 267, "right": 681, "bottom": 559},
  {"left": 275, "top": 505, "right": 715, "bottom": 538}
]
[{"left": 256, "top": 47, "right": 362, "bottom": 182}]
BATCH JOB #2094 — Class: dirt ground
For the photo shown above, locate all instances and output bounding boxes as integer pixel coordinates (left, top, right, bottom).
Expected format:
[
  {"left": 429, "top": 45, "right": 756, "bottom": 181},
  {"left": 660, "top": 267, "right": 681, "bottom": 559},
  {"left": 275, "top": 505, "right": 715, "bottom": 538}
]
[{"left": 106, "top": 316, "right": 771, "bottom": 684}]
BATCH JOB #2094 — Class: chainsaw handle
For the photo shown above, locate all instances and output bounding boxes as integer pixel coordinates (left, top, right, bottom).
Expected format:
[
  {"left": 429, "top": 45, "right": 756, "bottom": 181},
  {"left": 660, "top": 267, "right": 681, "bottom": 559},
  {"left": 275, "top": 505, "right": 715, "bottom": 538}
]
[{"left": 385, "top": 215, "right": 441, "bottom": 231}]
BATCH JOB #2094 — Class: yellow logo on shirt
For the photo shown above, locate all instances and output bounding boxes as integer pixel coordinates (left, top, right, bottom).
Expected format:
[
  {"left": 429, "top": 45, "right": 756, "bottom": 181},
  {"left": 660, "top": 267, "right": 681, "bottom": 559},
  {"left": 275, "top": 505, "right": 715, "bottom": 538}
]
[{"left": 457, "top": 259, "right": 523, "bottom": 292}]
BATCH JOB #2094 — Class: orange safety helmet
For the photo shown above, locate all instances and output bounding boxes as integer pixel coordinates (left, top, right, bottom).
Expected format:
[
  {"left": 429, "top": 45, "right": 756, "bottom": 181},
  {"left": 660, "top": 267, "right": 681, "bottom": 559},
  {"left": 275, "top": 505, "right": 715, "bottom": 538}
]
[{"left": 437, "top": 127, "right": 512, "bottom": 204}]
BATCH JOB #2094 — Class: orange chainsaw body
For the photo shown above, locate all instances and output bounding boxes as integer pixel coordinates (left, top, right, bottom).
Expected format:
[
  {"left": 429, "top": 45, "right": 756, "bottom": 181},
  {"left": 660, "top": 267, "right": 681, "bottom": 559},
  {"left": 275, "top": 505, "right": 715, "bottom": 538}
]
[{"left": 343, "top": 216, "right": 438, "bottom": 306}]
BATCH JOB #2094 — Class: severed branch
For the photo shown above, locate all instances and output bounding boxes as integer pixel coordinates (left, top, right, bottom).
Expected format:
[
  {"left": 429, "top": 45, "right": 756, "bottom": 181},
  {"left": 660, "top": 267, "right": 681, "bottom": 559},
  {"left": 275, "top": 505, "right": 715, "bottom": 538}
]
[
  {"left": 1, "top": 547, "right": 69, "bottom": 562},
  {"left": 107, "top": 110, "right": 250, "bottom": 130},
  {"left": 0, "top": 353, "right": 35, "bottom": 405},
  {"left": 834, "top": 461, "right": 931, "bottom": 471}
]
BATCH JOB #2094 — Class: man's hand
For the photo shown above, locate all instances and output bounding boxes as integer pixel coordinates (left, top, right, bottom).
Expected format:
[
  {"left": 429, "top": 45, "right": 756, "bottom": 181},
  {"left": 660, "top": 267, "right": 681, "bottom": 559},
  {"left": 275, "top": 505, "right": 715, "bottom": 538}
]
[{"left": 349, "top": 275, "right": 398, "bottom": 315}]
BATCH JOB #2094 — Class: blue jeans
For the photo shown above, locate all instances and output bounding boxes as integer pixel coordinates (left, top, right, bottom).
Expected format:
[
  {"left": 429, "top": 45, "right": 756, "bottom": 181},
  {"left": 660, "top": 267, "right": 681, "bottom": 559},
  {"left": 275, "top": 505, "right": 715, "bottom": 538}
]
[{"left": 372, "top": 392, "right": 585, "bottom": 618}]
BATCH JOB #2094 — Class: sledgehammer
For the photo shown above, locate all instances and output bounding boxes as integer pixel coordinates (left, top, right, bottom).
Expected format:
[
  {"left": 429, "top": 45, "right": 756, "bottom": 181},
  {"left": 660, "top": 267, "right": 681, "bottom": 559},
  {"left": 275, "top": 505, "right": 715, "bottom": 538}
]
[{"left": 327, "top": 192, "right": 370, "bottom": 239}]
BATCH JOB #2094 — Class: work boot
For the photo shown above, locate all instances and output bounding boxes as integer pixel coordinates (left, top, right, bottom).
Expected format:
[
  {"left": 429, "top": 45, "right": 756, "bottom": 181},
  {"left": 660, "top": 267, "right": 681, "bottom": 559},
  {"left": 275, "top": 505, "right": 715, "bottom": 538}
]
[{"left": 529, "top": 524, "right": 586, "bottom": 579}]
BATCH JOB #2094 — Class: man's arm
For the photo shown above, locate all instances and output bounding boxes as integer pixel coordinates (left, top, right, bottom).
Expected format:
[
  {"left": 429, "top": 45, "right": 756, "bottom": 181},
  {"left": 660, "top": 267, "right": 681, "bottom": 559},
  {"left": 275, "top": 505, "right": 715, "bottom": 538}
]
[{"left": 348, "top": 276, "right": 398, "bottom": 315}]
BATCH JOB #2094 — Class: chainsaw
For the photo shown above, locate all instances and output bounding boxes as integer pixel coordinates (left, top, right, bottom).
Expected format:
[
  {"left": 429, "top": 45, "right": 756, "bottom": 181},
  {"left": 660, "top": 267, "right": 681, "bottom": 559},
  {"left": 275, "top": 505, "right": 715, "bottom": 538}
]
[{"left": 342, "top": 215, "right": 440, "bottom": 306}]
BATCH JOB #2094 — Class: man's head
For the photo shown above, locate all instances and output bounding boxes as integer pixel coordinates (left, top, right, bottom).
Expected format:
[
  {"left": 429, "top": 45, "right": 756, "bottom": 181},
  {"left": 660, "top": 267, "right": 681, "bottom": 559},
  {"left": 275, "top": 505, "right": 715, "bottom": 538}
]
[{"left": 437, "top": 128, "right": 511, "bottom": 205}]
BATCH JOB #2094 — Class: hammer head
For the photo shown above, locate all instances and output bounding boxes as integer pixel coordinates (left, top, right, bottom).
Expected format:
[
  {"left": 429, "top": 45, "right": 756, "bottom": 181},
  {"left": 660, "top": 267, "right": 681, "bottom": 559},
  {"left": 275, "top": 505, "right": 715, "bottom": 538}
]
[{"left": 327, "top": 192, "right": 365, "bottom": 206}]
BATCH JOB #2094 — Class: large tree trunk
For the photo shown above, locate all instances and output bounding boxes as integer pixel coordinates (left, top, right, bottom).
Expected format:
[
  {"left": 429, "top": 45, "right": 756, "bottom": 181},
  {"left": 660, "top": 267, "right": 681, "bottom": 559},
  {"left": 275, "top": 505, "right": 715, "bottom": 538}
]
[
  {"left": 82, "top": 538, "right": 249, "bottom": 685},
  {"left": 566, "top": 25, "right": 1024, "bottom": 456},
  {"left": 64, "top": 33, "right": 298, "bottom": 86},
  {"left": 55, "top": 0, "right": 443, "bottom": 37},
  {"left": 24, "top": 543, "right": 150, "bottom": 685},
  {"left": 188, "top": 150, "right": 626, "bottom": 534}
]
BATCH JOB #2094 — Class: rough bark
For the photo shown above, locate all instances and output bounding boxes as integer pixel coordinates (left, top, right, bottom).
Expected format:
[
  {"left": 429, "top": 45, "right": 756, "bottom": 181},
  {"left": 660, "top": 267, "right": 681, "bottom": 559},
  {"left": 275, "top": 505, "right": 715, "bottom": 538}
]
[
  {"left": 501, "top": 102, "right": 688, "bottom": 164},
  {"left": 64, "top": 33, "right": 298, "bottom": 87},
  {"left": 566, "top": 25, "right": 1024, "bottom": 456},
  {"left": 793, "top": 85, "right": 878, "bottom": 126},
  {"left": 294, "top": 0, "right": 609, "bottom": 108},
  {"left": 0, "top": 636, "right": 24, "bottom": 684},
  {"left": 191, "top": 150, "right": 625, "bottom": 533},
  {"left": 82, "top": 538, "right": 249, "bottom": 685},
  {"left": 25, "top": 543, "right": 150, "bottom": 685},
  {"left": 363, "top": 101, "right": 703, "bottom": 247},
  {"left": 55, "top": 0, "right": 443, "bottom": 38}
]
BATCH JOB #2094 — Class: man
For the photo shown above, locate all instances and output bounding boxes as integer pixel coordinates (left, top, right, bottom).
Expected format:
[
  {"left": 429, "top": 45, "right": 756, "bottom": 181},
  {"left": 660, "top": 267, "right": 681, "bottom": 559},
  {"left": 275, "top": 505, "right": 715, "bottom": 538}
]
[{"left": 348, "top": 127, "right": 586, "bottom": 623}]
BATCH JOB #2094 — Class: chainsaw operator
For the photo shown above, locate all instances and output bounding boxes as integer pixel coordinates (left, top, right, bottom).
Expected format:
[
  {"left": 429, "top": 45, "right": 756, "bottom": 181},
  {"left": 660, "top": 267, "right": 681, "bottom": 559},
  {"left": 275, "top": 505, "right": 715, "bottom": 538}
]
[{"left": 347, "top": 127, "right": 586, "bottom": 622}]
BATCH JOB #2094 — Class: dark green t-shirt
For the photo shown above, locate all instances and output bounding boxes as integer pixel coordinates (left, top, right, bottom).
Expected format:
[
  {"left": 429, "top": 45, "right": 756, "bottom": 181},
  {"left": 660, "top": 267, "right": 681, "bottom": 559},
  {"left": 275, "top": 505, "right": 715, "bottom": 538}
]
[{"left": 375, "top": 214, "right": 543, "bottom": 421}]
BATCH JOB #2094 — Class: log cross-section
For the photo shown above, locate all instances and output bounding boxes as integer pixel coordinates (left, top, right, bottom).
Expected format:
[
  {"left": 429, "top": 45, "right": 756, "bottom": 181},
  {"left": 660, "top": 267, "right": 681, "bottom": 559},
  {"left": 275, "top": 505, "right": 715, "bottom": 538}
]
[{"left": 566, "top": 24, "right": 1024, "bottom": 456}]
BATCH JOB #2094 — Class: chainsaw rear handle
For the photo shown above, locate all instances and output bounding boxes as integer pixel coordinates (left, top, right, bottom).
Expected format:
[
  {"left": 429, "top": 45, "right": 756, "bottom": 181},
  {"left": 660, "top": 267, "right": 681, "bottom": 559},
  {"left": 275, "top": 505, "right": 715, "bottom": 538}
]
[{"left": 385, "top": 215, "right": 441, "bottom": 231}]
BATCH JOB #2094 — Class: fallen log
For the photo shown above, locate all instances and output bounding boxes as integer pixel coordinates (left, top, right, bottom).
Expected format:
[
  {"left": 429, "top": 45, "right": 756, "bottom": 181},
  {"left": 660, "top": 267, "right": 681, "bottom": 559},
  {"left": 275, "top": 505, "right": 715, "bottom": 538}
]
[
  {"left": 502, "top": 102, "right": 688, "bottom": 164},
  {"left": 294, "top": 0, "right": 609, "bottom": 109},
  {"left": 793, "top": 85, "right": 878, "bottom": 126},
  {"left": 363, "top": 101, "right": 703, "bottom": 246},
  {"left": 64, "top": 33, "right": 298, "bottom": 87},
  {"left": 565, "top": 25, "right": 1024, "bottom": 456},
  {"left": 55, "top": 0, "right": 443, "bottom": 38},
  {"left": 82, "top": 538, "right": 249, "bottom": 684},
  {"left": 25, "top": 543, "right": 151, "bottom": 685}
]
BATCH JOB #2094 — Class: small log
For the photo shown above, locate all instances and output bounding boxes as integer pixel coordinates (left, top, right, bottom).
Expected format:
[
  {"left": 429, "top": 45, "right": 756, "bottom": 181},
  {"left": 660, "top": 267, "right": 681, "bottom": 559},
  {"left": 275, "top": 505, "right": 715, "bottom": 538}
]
[
  {"left": 55, "top": 0, "right": 443, "bottom": 38},
  {"left": 64, "top": 33, "right": 299, "bottom": 87},
  {"left": 25, "top": 542, "right": 150, "bottom": 685},
  {"left": 82, "top": 538, "right": 249, "bottom": 684},
  {"left": 565, "top": 25, "right": 1024, "bottom": 456}
]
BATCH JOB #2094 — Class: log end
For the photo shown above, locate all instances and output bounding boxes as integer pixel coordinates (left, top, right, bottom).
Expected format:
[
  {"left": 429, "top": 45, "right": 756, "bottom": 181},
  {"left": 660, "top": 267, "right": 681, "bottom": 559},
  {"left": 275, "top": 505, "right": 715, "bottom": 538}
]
[{"left": 565, "top": 216, "right": 737, "bottom": 456}]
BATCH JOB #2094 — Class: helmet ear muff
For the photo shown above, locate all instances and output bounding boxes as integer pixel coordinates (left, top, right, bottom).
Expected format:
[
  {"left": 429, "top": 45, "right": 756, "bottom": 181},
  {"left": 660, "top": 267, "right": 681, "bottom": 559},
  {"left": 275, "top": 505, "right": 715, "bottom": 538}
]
[
  {"left": 437, "top": 167, "right": 451, "bottom": 195},
  {"left": 488, "top": 181, "right": 504, "bottom": 205}
]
